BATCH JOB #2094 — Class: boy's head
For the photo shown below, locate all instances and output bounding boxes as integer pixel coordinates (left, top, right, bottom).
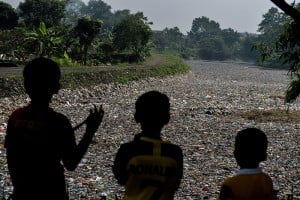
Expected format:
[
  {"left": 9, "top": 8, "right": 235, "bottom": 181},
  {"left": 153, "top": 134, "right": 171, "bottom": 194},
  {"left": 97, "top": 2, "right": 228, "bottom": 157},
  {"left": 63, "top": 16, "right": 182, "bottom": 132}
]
[
  {"left": 134, "top": 91, "right": 170, "bottom": 131},
  {"left": 234, "top": 128, "right": 268, "bottom": 168},
  {"left": 23, "top": 57, "right": 61, "bottom": 106}
]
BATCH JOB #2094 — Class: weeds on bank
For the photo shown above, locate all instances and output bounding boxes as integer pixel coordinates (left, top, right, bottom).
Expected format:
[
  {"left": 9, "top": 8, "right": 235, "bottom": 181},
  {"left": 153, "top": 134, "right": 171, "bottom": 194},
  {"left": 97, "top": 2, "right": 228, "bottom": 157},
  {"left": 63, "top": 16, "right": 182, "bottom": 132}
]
[
  {"left": 0, "top": 55, "right": 190, "bottom": 98},
  {"left": 238, "top": 109, "right": 300, "bottom": 123}
]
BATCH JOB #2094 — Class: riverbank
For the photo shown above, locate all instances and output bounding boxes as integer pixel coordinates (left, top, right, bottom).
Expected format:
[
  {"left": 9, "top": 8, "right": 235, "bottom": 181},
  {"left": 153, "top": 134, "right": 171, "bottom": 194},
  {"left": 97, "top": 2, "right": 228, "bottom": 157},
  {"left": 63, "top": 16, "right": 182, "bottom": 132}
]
[
  {"left": 0, "top": 60, "right": 299, "bottom": 199},
  {"left": 0, "top": 54, "right": 189, "bottom": 98}
]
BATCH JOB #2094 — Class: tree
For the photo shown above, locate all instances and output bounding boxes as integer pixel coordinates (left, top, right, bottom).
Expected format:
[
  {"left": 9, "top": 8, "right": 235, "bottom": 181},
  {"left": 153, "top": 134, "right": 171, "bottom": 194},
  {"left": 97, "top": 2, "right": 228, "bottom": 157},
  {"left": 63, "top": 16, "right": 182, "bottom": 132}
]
[
  {"left": 280, "top": 20, "right": 300, "bottom": 102},
  {"left": 0, "top": 27, "right": 28, "bottom": 61},
  {"left": 153, "top": 31, "right": 168, "bottom": 52},
  {"left": 239, "top": 33, "right": 260, "bottom": 62},
  {"left": 112, "top": 9, "right": 131, "bottom": 25},
  {"left": 18, "top": 0, "right": 66, "bottom": 29},
  {"left": 255, "top": 1, "right": 300, "bottom": 102},
  {"left": 254, "top": 7, "right": 288, "bottom": 67},
  {"left": 24, "top": 22, "right": 63, "bottom": 57},
  {"left": 112, "top": 12, "right": 153, "bottom": 62},
  {"left": 153, "top": 27, "right": 187, "bottom": 56},
  {"left": 221, "top": 28, "right": 239, "bottom": 48},
  {"left": 258, "top": 7, "right": 287, "bottom": 42},
  {"left": 186, "top": 16, "right": 230, "bottom": 60},
  {"left": 64, "top": 0, "right": 85, "bottom": 25},
  {"left": 268, "top": 1, "right": 300, "bottom": 102},
  {"left": 163, "top": 27, "right": 185, "bottom": 47},
  {"left": 95, "top": 30, "right": 114, "bottom": 63},
  {"left": 188, "top": 16, "right": 221, "bottom": 44},
  {"left": 0, "top": 1, "right": 18, "bottom": 30},
  {"left": 80, "top": 0, "right": 113, "bottom": 30},
  {"left": 74, "top": 16, "right": 103, "bottom": 64},
  {"left": 197, "top": 36, "right": 230, "bottom": 60},
  {"left": 270, "top": 0, "right": 300, "bottom": 21}
]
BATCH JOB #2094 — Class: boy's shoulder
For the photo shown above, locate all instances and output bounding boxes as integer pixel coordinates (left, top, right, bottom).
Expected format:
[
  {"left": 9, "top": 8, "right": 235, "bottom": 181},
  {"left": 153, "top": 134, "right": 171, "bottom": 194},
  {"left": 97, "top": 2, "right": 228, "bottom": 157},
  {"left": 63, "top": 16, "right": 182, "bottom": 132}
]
[
  {"left": 133, "top": 135, "right": 181, "bottom": 147},
  {"left": 10, "top": 106, "right": 30, "bottom": 118},
  {"left": 119, "top": 136, "right": 182, "bottom": 157},
  {"left": 9, "top": 105, "right": 69, "bottom": 123},
  {"left": 223, "top": 170, "right": 273, "bottom": 186},
  {"left": 220, "top": 171, "right": 276, "bottom": 200}
]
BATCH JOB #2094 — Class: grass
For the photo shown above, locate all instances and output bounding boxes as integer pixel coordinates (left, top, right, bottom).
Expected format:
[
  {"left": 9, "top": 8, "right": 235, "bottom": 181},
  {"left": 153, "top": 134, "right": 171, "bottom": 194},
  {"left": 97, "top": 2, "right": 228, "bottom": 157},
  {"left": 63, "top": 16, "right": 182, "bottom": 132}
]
[
  {"left": 237, "top": 109, "right": 300, "bottom": 123},
  {"left": 60, "top": 54, "right": 189, "bottom": 86},
  {"left": 0, "top": 54, "right": 190, "bottom": 98}
]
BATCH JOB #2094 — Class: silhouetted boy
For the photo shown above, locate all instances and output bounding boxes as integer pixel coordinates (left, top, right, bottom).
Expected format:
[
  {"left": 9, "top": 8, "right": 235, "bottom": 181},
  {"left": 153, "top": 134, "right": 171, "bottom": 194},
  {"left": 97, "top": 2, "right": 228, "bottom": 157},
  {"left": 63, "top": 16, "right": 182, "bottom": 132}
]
[
  {"left": 218, "top": 128, "right": 277, "bottom": 200},
  {"left": 4, "top": 57, "right": 104, "bottom": 200},
  {"left": 113, "top": 90, "right": 183, "bottom": 200}
]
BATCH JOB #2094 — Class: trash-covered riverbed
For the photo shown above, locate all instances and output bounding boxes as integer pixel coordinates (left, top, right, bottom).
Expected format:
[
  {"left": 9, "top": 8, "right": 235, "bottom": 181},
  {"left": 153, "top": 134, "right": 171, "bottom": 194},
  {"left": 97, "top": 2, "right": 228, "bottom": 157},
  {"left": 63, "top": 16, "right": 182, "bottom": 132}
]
[{"left": 0, "top": 60, "right": 299, "bottom": 199}]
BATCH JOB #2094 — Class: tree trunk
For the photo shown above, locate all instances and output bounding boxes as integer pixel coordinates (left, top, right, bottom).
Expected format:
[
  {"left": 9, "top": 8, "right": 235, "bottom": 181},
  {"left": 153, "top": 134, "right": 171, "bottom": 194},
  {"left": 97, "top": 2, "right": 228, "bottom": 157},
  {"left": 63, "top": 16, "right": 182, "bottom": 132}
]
[{"left": 270, "top": 0, "right": 300, "bottom": 22}]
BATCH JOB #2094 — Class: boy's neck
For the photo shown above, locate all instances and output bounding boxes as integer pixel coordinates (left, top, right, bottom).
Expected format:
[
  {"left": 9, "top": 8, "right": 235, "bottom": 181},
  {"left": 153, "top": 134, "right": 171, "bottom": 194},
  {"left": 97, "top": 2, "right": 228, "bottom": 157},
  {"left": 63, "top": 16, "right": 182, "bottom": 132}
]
[
  {"left": 237, "top": 167, "right": 262, "bottom": 175},
  {"left": 30, "top": 102, "right": 50, "bottom": 111},
  {"left": 238, "top": 163, "right": 260, "bottom": 169},
  {"left": 140, "top": 129, "right": 161, "bottom": 139}
]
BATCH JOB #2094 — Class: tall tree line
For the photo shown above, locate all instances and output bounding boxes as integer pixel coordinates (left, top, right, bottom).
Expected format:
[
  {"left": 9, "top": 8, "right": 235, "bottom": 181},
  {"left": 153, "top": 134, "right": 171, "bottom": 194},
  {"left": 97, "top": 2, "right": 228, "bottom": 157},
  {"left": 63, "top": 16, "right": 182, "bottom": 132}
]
[{"left": 152, "top": 3, "right": 298, "bottom": 66}]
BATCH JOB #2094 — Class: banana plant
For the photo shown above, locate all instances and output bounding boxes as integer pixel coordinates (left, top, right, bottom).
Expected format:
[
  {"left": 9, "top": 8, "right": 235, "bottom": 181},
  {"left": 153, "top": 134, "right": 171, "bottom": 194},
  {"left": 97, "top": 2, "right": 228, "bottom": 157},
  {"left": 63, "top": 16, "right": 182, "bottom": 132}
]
[{"left": 24, "top": 22, "right": 62, "bottom": 57}]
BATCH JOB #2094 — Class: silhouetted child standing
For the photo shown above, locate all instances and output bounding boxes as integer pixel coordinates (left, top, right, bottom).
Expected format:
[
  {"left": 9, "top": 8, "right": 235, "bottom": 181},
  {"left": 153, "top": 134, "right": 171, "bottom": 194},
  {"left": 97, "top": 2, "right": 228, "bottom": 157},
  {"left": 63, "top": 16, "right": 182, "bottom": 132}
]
[
  {"left": 4, "top": 57, "right": 104, "bottom": 200},
  {"left": 218, "top": 128, "right": 277, "bottom": 200},
  {"left": 113, "top": 91, "right": 183, "bottom": 200}
]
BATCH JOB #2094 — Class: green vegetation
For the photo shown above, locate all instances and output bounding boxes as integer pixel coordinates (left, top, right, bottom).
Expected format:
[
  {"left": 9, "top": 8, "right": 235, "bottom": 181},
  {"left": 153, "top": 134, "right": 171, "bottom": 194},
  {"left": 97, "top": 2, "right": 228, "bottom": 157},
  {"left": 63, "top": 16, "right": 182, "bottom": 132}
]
[
  {"left": 253, "top": 7, "right": 290, "bottom": 68},
  {"left": 254, "top": 2, "right": 300, "bottom": 103},
  {"left": 74, "top": 17, "right": 103, "bottom": 64},
  {"left": 0, "top": 54, "right": 190, "bottom": 98},
  {"left": 0, "top": 1, "right": 18, "bottom": 30},
  {"left": 0, "top": 0, "right": 152, "bottom": 64},
  {"left": 112, "top": 12, "right": 153, "bottom": 63},
  {"left": 153, "top": 16, "right": 259, "bottom": 62},
  {"left": 237, "top": 109, "right": 300, "bottom": 124}
]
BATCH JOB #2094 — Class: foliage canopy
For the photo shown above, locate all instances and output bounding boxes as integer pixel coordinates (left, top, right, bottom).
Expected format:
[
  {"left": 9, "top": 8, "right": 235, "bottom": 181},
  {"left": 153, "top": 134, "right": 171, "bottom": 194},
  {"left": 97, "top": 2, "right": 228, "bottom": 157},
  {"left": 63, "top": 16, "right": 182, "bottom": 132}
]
[
  {"left": 256, "top": 2, "right": 300, "bottom": 102},
  {"left": 0, "top": 1, "right": 18, "bottom": 30},
  {"left": 112, "top": 12, "right": 153, "bottom": 62},
  {"left": 19, "top": 0, "right": 66, "bottom": 28}
]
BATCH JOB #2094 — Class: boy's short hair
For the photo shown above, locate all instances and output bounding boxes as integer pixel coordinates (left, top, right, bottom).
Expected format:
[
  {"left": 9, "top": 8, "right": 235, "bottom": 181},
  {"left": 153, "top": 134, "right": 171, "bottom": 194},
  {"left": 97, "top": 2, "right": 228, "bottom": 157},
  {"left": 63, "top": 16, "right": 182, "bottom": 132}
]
[
  {"left": 134, "top": 90, "right": 170, "bottom": 126},
  {"left": 234, "top": 128, "right": 268, "bottom": 163},
  {"left": 23, "top": 57, "right": 61, "bottom": 93}
]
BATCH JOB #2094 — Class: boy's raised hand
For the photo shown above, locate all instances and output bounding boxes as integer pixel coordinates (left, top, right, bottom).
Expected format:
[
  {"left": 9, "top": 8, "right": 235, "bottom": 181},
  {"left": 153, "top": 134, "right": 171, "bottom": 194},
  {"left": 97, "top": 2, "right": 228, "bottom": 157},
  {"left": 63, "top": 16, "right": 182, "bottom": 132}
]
[{"left": 85, "top": 105, "right": 104, "bottom": 134}]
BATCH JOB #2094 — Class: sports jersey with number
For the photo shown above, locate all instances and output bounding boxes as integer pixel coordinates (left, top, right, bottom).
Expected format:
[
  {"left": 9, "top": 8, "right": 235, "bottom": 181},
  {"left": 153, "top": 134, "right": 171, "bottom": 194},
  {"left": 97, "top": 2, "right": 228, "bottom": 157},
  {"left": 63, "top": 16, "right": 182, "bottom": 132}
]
[
  {"left": 113, "top": 134, "right": 183, "bottom": 200},
  {"left": 218, "top": 168, "right": 277, "bottom": 200}
]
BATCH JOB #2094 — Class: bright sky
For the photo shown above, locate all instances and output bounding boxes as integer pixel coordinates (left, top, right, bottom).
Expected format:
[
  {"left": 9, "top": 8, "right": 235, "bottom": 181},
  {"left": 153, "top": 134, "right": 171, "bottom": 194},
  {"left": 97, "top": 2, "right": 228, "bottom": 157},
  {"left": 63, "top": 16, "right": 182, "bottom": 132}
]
[{"left": 5, "top": 0, "right": 299, "bottom": 33}]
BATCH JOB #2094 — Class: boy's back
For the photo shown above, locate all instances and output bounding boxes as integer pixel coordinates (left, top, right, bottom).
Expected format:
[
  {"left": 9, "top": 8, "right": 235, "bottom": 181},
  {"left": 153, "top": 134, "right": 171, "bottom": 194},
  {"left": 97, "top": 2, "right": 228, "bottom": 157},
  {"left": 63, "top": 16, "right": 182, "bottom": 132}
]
[
  {"left": 5, "top": 105, "right": 74, "bottom": 199},
  {"left": 219, "top": 169, "right": 277, "bottom": 200},
  {"left": 5, "top": 57, "right": 104, "bottom": 200},
  {"left": 113, "top": 134, "right": 183, "bottom": 200}
]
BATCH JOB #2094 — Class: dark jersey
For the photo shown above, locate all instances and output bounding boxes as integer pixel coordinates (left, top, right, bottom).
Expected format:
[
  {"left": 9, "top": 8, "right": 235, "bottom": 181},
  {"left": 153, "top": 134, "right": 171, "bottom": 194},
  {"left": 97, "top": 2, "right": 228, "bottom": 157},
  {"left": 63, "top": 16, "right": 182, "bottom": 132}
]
[
  {"left": 4, "top": 105, "right": 77, "bottom": 200},
  {"left": 113, "top": 134, "right": 183, "bottom": 200}
]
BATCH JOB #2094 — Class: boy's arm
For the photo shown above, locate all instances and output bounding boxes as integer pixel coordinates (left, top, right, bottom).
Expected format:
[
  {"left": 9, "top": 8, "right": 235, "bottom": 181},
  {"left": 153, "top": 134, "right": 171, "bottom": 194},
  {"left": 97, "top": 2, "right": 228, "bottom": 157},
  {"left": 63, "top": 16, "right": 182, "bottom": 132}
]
[
  {"left": 173, "top": 146, "right": 183, "bottom": 190},
  {"left": 112, "top": 144, "right": 129, "bottom": 185},
  {"left": 5, "top": 117, "right": 19, "bottom": 188},
  {"left": 62, "top": 106, "right": 104, "bottom": 171}
]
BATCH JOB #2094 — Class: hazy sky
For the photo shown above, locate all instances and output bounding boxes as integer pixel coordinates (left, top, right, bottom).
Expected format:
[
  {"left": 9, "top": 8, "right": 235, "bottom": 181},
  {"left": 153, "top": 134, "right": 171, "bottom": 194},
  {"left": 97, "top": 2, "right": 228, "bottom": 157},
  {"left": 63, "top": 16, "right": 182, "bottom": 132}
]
[{"left": 5, "top": 0, "right": 299, "bottom": 33}]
